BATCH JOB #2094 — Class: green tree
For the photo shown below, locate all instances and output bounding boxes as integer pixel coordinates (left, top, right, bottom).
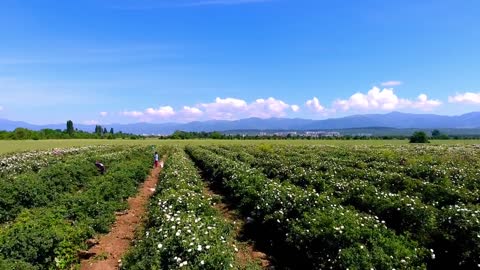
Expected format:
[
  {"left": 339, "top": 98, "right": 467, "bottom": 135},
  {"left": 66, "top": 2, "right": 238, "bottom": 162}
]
[
  {"left": 110, "top": 128, "right": 114, "bottom": 134},
  {"left": 410, "top": 131, "right": 429, "bottom": 143},
  {"left": 66, "top": 120, "right": 74, "bottom": 136},
  {"left": 103, "top": 128, "right": 107, "bottom": 134},
  {"left": 431, "top": 129, "right": 449, "bottom": 139},
  {"left": 12, "top": 128, "right": 31, "bottom": 140},
  {"left": 95, "top": 125, "right": 102, "bottom": 135},
  {"left": 210, "top": 131, "right": 224, "bottom": 139}
]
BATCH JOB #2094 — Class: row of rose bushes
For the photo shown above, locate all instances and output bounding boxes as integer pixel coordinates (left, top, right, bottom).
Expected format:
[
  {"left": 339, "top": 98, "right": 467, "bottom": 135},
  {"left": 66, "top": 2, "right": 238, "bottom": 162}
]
[
  {"left": 0, "top": 145, "right": 145, "bottom": 224},
  {"left": 122, "top": 149, "right": 260, "bottom": 269},
  {"left": 242, "top": 144, "right": 480, "bottom": 194},
  {"left": 208, "top": 144, "right": 480, "bottom": 269},
  {"left": 0, "top": 146, "right": 156, "bottom": 269},
  {"left": 0, "top": 145, "right": 115, "bottom": 178},
  {"left": 186, "top": 146, "right": 428, "bottom": 269},
  {"left": 214, "top": 144, "right": 478, "bottom": 206}
]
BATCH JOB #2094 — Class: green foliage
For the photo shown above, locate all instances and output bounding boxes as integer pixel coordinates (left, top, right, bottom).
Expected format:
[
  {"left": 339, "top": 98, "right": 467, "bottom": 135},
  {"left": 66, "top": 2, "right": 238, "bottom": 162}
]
[
  {"left": 0, "top": 127, "right": 142, "bottom": 140},
  {"left": 66, "top": 120, "right": 74, "bottom": 136},
  {"left": 123, "top": 149, "right": 254, "bottom": 269},
  {"left": 169, "top": 130, "right": 228, "bottom": 140},
  {"left": 189, "top": 144, "right": 480, "bottom": 269},
  {"left": 432, "top": 129, "right": 449, "bottom": 140},
  {"left": 410, "top": 131, "right": 429, "bottom": 143},
  {"left": 0, "top": 257, "right": 38, "bottom": 270},
  {"left": 0, "top": 146, "right": 155, "bottom": 269},
  {"left": 187, "top": 146, "right": 428, "bottom": 269}
]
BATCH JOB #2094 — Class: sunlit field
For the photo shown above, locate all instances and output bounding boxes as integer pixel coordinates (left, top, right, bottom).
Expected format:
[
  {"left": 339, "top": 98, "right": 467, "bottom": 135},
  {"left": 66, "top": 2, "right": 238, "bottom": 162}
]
[
  {"left": 1, "top": 139, "right": 480, "bottom": 154},
  {"left": 1, "top": 140, "right": 480, "bottom": 269}
]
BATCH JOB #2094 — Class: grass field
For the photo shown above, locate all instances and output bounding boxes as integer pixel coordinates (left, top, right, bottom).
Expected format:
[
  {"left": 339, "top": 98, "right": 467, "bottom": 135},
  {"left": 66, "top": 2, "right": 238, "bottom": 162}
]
[{"left": 0, "top": 139, "right": 479, "bottom": 154}]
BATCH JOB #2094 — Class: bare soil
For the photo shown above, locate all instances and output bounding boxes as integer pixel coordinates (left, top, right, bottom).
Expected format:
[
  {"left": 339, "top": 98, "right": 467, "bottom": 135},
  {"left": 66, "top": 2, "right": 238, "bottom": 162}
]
[
  {"left": 80, "top": 161, "right": 164, "bottom": 270},
  {"left": 203, "top": 186, "right": 273, "bottom": 269}
]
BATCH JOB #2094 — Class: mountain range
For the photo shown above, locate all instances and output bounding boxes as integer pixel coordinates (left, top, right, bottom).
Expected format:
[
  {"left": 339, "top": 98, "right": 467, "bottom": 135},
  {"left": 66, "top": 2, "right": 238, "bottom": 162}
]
[{"left": 1, "top": 112, "right": 480, "bottom": 135}]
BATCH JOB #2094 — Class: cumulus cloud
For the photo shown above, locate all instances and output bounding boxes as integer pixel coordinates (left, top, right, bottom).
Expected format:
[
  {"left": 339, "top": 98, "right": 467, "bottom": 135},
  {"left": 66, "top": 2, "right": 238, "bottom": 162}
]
[
  {"left": 334, "top": 87, "right": 403, "bottom": 111},
  {"left": 199, "top": 97, "right": 248, "bottom": 120},
  {"left": 306, "top": 97, "right": 326, "bottom": 113},
  {"left": 249, "top": 97, "right": 290, "bottom": 118},
  {"left": 121, "top": 97, "right": 295, "bottom": 122},
  {"left": 448, "top": 92, "right": 480, "bottom": 104},
  {"left": 181, "top": 106, "right": 203, "bottom": 116},
  {"left": 145, "top": 106, "right": 175, "bottom": 118},
  {"left": 409, "top": 94, "right": 442, "bottom": 110},
  {"left": 122, "top": 106, "right": 176, "bottom": 121},
  {"left": 118, "top": 90, "right": 443, "bottom": 123},
  {"left": 199, "top": 97, "right": 292, "bottom": 119},
  {"left": 178, "top": 106, "right": 204, "bottom": 121},
  {"left": 381, "top": 81, "right": 403, "bottom": 87},
  {"left": 100, "top": 112, "right": 108, "bottom": 117},
  {"left": 333, "top": 87, "right": 441, "bottom": 111}
]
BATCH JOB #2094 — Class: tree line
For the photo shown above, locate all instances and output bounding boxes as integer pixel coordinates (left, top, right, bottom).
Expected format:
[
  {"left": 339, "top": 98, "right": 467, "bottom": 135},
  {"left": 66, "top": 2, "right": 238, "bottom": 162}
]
[
  {"left": 159, "top": 129, "right": 478, "bottom": 141},
  {"left": 0, "top": 121, "right": 142, "bottom": 140}
]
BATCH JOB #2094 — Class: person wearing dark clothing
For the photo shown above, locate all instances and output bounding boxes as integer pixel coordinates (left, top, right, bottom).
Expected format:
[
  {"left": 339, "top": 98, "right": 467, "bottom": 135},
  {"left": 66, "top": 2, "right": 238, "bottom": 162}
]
[{"left": 95, "top": 161, "right": 106, "bottom": 174}]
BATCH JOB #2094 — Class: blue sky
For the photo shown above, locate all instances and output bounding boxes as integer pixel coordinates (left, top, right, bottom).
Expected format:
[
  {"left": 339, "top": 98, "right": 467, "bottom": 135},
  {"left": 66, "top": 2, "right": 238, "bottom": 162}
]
[{"left": 0, "top": 0, "right": 479, "bottom": 124}]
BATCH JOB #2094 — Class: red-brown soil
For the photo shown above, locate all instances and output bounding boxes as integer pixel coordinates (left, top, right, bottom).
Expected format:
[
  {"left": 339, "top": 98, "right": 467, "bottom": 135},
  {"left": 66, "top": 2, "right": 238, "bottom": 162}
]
[{"left": 80, "top": 162, "right": 163, "bottom": 270}]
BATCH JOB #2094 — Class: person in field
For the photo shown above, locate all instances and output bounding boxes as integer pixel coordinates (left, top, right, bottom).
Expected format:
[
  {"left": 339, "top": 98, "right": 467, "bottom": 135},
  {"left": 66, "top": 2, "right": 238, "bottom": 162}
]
[
  {"left": 154, "top": 152, "right": 159, "bottom": 168},
  {"left": 95, "top": 161, "right": 106, "bottom": 174}
]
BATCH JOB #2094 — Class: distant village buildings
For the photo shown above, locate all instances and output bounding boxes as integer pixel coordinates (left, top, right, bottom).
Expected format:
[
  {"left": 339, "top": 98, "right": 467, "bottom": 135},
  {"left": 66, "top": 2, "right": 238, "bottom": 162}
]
[
  {"left": 304, "top": 131, "right": 341, "bottom": 137},
  {"left": 256, "top": 131, "right": 341, "bottom": 138}
]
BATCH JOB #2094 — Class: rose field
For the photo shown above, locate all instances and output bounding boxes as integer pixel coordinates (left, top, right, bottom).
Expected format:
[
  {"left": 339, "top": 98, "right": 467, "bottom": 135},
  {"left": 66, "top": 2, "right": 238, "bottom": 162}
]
[{"left": 0, "top": 141, "right": 478, "bottom": 269}]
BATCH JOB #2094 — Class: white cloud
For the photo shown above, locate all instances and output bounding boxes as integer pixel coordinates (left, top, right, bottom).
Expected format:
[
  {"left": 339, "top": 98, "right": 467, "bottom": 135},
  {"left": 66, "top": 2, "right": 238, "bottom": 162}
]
[
  {"left": 334, "top": 87, "right": 400, "bottom": 111},
  {"left": 117, "top": 90, "right": 444, "bottom": 123},
  {"left": 100, "top": 112, "right": 108, "bottom": 117},
  {"left": 121, "top": 106, "right": 176, "bottom": 122},
  {"left": 448, "top": 92, "right": 480, "bottom": 104},
  {"left": 83, "top": 120, "right": 99, "bottom": 125},
  {"left": 122, "top": 110, "right": 144, "bottom": 117},
  {"left": 306, "top": 97, "right": 326, "bottom": 113},
  {"left": 145, "top": 106, "right": 175, "bottom": 118},
  {"left": 178, "top": 106, "right": 204, "bottom": 121},
  {"left": 249, "top": 98, "right": 290, "bottom": 118},
  {"left": 381, "top": 81, "right": 403, "bottom": 87},
  {"left": 182, "top": 106, "right": 203, "bottom": 116},
  {"left": 409, "top": 94, "right": 442, "bottom": 110},
  {"left": 200, "top": 97, "right": 248, "bottom": 120},
  {"left": 0, "top": 105, "right": 3, "bottom": 111},
  {"left": 199, "top": 97, "right": 293, "bottom": 119},
  {"left": 334, "top": 87, "right": 441, "bottom": 111}
]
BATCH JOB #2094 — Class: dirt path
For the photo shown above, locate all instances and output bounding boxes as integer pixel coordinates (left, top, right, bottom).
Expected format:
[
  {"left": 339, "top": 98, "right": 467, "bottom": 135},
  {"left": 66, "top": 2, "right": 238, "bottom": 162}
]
[
  {"left": 80, "top": 160, "right": 164, "bottom": 270},
  {"left": 203, "top": 185, "right": 273, "bottom": 269}
]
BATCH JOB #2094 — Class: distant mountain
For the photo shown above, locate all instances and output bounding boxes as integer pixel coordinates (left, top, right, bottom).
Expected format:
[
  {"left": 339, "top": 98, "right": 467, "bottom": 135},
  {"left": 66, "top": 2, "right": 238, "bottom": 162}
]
[{"left": 1, "top": 111, "right": 480, "bottom": 135}]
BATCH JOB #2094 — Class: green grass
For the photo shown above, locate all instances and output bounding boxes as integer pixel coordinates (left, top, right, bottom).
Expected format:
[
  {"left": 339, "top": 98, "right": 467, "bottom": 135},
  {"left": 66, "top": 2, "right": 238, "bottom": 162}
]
[{"left": 0, "top": 139, "right": 479, "bottom": 154}]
